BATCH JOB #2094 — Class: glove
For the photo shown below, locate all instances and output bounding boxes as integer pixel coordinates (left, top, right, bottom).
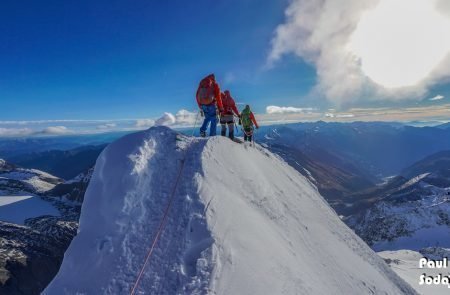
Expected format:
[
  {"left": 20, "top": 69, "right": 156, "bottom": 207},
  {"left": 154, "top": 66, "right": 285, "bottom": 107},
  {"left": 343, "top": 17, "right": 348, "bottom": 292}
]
[
  {"left": 200, "top": 110, "right": 204, "bottom": 117},
  {"left": 238, "top": 118, "right": 242, "bottom": 125}
]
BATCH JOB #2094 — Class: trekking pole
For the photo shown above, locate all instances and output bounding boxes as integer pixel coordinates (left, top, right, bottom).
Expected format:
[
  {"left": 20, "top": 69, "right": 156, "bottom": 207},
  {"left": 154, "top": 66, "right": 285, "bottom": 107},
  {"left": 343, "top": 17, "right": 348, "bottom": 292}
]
[{"left": 191, "top": 109, "right": 201, "bottom": 137}]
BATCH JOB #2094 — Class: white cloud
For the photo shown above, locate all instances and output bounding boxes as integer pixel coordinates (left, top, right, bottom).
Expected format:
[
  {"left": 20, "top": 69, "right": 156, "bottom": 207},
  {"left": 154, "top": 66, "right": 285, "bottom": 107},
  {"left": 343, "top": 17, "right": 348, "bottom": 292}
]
[
  {"left": 135, "top": 119, "right": 155, "bottom": 128},
  {"left": 146, "top": 110, "right": 199, "bottom": 128},
  {"left": 135, "top": 110, "right": 198, "bottom": 129},
  {"left": 174, "top": 110, "right": 198, "bottom": 126},
  {"left": 40, "top": 126, "right": 72, "bottom": 135},
  {"left": 155, "top": 113, "right": 176, "bottom": 126},
  {"left": 336, "top": 114, "right": 355, "bottom": 118},
  {"left": 429, "top": 94, "right": 444, "bottom": 101},
  {"left": 97, "top": 123, "right": 117, "bottom": 129},
  {"left": 269, "top": 0, "right": 450, "bottom": 105},
  {"left": 324, "top": 113, "right": 354, "bottom": 118},
  {"left": 266, "top": 106, "right": 316, "bottom": 114},
  {"left": 0, "top": 126, "right": 74, "bottom": 137},
  {"left": 0, "top": 128, "right": 34, "bottom": 137}
]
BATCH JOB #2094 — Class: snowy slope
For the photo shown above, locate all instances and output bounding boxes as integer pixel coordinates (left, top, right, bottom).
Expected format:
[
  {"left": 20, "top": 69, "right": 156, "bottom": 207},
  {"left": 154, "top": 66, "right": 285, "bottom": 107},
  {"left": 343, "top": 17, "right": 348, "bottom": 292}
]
[
  {"left": 0, "top": 160, "right": 62, "bottom": 194},
  {"left": 379, "top": 249, "right": 450, "bottom": 295},
  {"left": 45, "top": 127, "right": 416, "bottom": 295}
]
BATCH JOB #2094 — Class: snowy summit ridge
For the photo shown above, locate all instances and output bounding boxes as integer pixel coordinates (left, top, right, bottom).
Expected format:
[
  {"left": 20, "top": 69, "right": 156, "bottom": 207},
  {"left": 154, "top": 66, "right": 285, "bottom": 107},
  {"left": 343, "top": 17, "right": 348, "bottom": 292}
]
[{"left": 45, "top": 126, "right": 416, "bottom": 294}]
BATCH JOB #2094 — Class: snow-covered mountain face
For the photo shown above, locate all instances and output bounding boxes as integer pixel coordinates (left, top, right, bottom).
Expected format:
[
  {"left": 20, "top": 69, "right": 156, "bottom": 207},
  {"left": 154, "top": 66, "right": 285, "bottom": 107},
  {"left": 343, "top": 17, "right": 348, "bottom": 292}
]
[
  {"left": 0, "top": 159, "right": 89, "bottom": 294},
  {"left": 347, "top": 152, "right": 450, "bottom": 251},
  {"left": 48, "top": 167, "right": 94, "bottom": 202},
  {"left": 348, "top": 183, "right": 450, "bottom": 251},
  {"left": 257, "top": 122, "right": 450, "bottom": 218},
  {"left": 0, "top": 159, "right": 62, "bottom": 194},
  {"left": 45, "top": 127, "right": 416, "bottom": 295}
]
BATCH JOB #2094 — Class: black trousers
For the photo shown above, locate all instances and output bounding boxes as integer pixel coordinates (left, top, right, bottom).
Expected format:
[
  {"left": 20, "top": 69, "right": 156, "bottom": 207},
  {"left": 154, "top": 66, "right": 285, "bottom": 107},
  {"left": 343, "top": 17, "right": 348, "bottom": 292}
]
[
  {"left": 220, "top": 115, "right": 235, "bottom": 139},
  {"left": 243, "top": 127, "right": 253, "bottom": 142}
]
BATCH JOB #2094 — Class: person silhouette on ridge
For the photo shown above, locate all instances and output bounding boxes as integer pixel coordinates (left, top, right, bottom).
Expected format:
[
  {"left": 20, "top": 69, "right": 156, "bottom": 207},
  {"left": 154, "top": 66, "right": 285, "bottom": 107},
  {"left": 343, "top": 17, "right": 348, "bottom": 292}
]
[
  {"left": 196, "top": 74, "right": 223, "bottom": 137},
  {"left": 239, "top": 104, "right": 259, "bottom": 142},
  {"left": 219, "top": 90, "right": 240, "bottom": 140}
]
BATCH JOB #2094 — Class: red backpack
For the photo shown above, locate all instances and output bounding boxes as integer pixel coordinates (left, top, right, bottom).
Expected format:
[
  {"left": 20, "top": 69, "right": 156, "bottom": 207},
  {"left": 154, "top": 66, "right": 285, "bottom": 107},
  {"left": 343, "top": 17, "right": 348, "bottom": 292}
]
[
  {"left": 221, "top": 95, "right": 233, "bottom": 114},
  {"left": 197, "top": 79, "right": 215, "bottom": 105}
]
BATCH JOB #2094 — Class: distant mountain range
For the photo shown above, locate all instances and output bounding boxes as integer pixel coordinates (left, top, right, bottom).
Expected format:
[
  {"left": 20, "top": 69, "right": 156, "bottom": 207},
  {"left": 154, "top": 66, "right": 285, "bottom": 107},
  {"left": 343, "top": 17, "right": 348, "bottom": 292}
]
[{"left": 258, "top": 121, "right": 450, "bottom": 177}]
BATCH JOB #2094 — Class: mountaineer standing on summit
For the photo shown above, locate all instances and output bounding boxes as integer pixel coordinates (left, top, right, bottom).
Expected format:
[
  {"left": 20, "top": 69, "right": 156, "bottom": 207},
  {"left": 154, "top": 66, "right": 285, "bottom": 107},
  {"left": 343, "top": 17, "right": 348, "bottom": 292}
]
[
  {"left": 240, "top": 104, "right": 259, "bottom": 142},
  {"left": 220, "top": 90, "right": 240, "bottom": 140},
  {"left": 196, "top": 74, "right": 223, "bottom": 137}
]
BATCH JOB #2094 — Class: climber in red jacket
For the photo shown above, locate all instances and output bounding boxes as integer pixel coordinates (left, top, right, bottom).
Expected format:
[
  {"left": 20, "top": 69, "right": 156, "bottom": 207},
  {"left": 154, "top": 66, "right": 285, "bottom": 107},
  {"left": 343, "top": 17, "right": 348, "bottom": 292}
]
[
  {"left": 196, "top": 74, "right": 223, "bottom": 137},
  {"left": 219, "top": 90, "right": 240, "bottom": 140}
]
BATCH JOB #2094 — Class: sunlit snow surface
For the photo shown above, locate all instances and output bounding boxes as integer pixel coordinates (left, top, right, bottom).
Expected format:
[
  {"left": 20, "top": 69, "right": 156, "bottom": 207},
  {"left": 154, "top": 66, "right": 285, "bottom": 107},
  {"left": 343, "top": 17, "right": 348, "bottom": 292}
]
[{"left": 45, "top": 127, "right": 416, "bottom": 295}]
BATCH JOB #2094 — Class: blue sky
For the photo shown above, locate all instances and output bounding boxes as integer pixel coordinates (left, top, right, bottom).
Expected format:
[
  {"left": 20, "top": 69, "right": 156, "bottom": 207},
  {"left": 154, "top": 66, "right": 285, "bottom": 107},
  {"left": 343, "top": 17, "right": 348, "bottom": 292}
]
[
  {"left": 1, "top": 0, "right": 307, "bottom": 119},
  {"left": 1, "top": 0, "right": 449, "bottom": 136}
]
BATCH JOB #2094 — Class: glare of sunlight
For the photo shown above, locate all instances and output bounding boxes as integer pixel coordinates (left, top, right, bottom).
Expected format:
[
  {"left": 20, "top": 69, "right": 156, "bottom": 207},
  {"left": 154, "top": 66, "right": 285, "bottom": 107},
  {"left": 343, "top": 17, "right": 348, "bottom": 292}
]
[{"left": 347, "top": 0, "right": 450, "bottom": 88}]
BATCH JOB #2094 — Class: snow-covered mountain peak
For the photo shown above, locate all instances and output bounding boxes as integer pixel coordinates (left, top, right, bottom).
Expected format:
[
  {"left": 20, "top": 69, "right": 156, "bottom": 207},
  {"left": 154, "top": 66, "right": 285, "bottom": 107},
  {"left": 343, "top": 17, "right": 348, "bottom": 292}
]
[
  {"left": 0, "top": 160, "right": 62, "bottom": 195},
  {"left": 44, "top": 127, "right": 416, "bottom": 295}
]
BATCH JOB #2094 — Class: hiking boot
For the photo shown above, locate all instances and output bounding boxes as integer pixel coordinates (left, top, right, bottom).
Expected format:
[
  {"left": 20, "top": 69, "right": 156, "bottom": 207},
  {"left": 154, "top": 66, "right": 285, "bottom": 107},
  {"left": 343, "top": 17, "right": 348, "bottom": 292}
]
[{"left": 200, "top": 130, "right": 206, "bottom": 138}]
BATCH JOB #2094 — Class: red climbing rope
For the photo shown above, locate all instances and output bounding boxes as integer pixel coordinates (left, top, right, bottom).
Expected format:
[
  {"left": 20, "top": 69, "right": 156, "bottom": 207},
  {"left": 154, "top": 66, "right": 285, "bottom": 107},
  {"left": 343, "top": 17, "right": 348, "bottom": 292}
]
[
  {"left": 130, "top": 111, "right": 200, "bottom": 295},
  {"left": 130, "top": 158, "right": 187, "bottom": 295}
]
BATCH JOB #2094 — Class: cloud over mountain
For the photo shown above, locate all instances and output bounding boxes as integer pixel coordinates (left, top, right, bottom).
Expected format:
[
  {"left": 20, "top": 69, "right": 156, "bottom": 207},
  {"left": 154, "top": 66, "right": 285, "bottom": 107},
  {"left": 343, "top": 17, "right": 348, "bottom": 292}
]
[
  {"left": 266, "top": 106, "right": 315, "bottom": 114},
  {"left": 40, "top": 126, "right": 71, "bottom": 135},
  {"left": 135, "top": 119, "right": 155, "bottom": 128},
  {"left": 0, "top": 128, "right": 33, "bottom": 137}
]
